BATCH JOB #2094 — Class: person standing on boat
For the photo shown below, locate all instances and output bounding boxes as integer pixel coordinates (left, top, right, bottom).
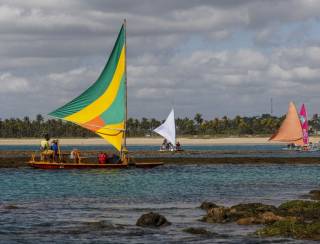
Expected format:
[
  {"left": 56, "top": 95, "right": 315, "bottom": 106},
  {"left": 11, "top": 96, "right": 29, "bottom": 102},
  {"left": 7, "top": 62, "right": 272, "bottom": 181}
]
[
  {"left": 176, "top": 141, "right": 181, "bottom": 151},
  {"left": 40, "top": 134, "right": 50, "bottom": 151},
  {"left": 40, "top": 134, "right": 53, "bottom": 161},
  {"left": 51, "top": 140, "right": 59, "bottom": 162}
]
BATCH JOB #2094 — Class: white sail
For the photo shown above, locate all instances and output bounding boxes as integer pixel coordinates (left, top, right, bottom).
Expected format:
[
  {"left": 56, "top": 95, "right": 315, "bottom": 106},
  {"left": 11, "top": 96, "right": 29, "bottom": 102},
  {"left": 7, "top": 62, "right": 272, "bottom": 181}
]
[{"left": 154, "top": 109, "right": 176, "bottom": 145}]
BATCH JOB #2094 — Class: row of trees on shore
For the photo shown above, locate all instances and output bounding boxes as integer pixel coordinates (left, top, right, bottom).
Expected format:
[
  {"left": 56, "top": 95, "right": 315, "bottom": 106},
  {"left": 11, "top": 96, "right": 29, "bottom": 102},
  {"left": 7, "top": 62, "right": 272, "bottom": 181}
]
[{"left": 0, "top": 113, "right": 320, "bottom": 138}]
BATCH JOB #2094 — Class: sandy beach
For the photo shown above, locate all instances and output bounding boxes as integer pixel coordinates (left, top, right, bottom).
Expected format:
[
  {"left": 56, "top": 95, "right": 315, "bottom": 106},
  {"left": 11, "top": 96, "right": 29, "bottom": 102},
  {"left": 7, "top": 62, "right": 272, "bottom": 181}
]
[{"left": 0, "top": 136, "right": 319, "bottom": 146}]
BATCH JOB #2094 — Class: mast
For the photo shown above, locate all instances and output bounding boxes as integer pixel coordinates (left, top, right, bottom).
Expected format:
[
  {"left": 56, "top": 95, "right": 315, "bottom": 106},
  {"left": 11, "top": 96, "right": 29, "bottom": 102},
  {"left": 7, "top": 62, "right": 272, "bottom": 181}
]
[{"left": 122, "top": 18, "right": 128, "bottom": 160}]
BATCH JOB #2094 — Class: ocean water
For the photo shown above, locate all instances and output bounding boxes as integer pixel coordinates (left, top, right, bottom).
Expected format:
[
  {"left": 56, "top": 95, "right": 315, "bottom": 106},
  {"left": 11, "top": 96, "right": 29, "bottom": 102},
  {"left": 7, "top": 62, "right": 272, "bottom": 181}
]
[{"left": 0, "top": 164, "right": 319, "bottom": 243}]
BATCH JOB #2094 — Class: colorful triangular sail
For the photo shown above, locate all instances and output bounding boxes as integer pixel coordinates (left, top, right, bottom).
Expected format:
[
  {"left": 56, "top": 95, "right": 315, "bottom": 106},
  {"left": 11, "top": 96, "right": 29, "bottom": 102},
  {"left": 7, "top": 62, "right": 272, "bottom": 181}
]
[
  {"left": 49, "top": 24, "right": 126, "bottom": 151},
  {"left": 269, "top": 101, "right": 303, "bottom": 145},
  {"left": 299, "top": 103, "right": 309, "bottom": 145}
]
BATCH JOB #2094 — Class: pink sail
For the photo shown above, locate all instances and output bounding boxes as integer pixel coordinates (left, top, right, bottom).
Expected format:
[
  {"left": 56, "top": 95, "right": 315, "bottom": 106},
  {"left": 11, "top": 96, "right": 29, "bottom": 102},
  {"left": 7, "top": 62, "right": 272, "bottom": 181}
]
[{"left": 299, "top": 104, "right": 309, "bottom": 145}]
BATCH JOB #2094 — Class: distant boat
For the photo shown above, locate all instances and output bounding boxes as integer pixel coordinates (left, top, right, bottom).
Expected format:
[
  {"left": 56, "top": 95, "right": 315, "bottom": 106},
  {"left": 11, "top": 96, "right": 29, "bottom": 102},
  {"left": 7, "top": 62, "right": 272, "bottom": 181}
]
[
  {"left": 297, "top": 103, "right": 319, "bottom": 151},
  {"left": 299, "top": 103, "right": 309, "bottom": 145},
  {"left": 269, "top": 102, "right": 318, "bottom": 151},
  {"left": 153, "top": 109, "right": 181, "bottom": 151},
  {"left": 29, "top": 20, "right": 163, "bottom": 169},
  {"left": 269, "top": 102, "right": 303, "bottom": 146}
]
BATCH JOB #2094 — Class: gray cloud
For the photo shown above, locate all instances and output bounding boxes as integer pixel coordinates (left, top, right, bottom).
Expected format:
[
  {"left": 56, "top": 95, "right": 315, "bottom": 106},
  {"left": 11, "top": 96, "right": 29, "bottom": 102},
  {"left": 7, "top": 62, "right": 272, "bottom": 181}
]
[{"left": 0, "top": 0, "right": 320, "bottom": 119}]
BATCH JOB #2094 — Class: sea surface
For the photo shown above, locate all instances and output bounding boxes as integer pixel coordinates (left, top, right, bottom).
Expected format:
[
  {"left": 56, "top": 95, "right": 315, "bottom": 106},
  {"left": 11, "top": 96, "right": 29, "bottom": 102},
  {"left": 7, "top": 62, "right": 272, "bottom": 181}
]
[{"left": 0, "top": 161, "right": 320, "bottom": 243}]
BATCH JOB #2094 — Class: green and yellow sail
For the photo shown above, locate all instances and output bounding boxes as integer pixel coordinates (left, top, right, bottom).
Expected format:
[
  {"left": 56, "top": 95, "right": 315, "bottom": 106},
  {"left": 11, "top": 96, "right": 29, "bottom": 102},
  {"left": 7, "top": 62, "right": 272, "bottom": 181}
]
[{"left": 49, "top": 24, "right": 126, "bottom": 151}]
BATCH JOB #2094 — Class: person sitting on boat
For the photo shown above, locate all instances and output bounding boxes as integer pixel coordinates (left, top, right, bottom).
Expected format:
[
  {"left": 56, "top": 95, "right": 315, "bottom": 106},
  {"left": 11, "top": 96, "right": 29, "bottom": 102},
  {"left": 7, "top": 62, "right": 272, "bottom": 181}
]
[
  {"left": 176, "top": 141, "right": 181, "bottom": 151},
  {"left": 98, "top": 152, "right": 108, "bottom": 164},
  {"left": 109, "top": 154, "right": 120, "bottom": 164},
  {"left": 165, "top": 141, "right": 171, "bottom": 150},
  {"left": 287, "top": 143, "right": 295, "bottom": 149},
  {"left": 167, "top": 142, "right": 175, "bottom": 151},
  {"left": 70, "top": 148, "right": 80, "bottom": 164},
  {"left": 160, "top": 139, "right": 167, "bottom": 150},
  {"left": 50, "top": 140, "right": 59, "bottom": 162}
]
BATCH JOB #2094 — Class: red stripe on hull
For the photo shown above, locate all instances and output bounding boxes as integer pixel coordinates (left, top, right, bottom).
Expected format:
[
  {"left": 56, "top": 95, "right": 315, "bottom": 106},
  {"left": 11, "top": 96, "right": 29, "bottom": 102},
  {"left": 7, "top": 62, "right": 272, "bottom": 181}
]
[{"left": 28, "top": 162, "right": 163, "bottom": 169}]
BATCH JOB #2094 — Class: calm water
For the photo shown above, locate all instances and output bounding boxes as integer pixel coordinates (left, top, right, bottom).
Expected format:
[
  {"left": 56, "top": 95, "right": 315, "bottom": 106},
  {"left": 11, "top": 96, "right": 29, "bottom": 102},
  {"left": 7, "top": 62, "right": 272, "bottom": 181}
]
[{"left": 0, "top": 164, "right": 319, "bottom": 243}]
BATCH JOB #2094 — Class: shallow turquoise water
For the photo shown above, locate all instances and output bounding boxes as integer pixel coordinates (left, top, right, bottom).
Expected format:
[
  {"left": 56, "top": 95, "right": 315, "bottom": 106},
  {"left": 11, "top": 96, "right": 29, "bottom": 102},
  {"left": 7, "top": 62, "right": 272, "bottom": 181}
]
[{"left": 0, "top": 164, "right": 319, "bottom": 243}]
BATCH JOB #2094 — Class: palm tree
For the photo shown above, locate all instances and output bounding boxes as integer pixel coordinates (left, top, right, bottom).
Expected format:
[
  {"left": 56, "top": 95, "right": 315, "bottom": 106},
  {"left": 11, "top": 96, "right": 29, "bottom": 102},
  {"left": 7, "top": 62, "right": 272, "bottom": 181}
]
[{"left": 194, "top": 113, "right": 203, "bottom": 125}]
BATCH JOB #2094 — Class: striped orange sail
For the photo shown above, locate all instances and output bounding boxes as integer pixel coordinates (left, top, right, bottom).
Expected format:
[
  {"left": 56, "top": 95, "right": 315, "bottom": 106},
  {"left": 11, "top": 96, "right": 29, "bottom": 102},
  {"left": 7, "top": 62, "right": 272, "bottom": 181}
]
[
  {"left": 269, "top": 102, "right": 303, "bottom": 145},
  {"left": 49, "top": 22, "right": 127, "bottom": 152}
]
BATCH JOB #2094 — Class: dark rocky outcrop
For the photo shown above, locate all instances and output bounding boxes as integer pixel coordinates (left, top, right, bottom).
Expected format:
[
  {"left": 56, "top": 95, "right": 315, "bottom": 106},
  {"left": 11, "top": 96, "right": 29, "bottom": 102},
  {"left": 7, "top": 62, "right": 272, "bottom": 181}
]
[
  {"left": 202, "top": 206, "right": 230, "bottom": 223},
  {"left": 183, "top": 227, "right": 214, "bottom": 236},
  {"left": 136, "top": 212, "right": 171, "bottom": 227},
  {"left": 278, "top": 200, "right": 320, "bottom": 221},
  {"left": 202, "top": 203, "right": 278, "bottom": 224},
  {"left": 200, "top": 201, "right": 219, "bottom": 211},
  {"left": 199, "top": 197, "right": 320, "bottom": 241},
  {"left": 236, "top": 212, "right": 279, "bottom": 225},
  {"left": 309, "top": 190, "right": 320, "bottom": 200}
]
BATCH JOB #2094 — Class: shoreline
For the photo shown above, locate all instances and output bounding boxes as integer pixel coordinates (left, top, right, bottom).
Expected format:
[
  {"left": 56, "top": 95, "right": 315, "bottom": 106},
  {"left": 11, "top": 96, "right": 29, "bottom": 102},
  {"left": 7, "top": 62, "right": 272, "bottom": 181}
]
[{"left": 0, "top": 136, "right": 319, "bottom": 146}]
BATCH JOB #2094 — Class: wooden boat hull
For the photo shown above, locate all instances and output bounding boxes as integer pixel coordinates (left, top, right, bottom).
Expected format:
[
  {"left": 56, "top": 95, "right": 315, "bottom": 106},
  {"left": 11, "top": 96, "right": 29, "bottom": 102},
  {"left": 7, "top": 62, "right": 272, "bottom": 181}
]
[{"left": 28, "top": 161, "right": 163, "bottom": 169}]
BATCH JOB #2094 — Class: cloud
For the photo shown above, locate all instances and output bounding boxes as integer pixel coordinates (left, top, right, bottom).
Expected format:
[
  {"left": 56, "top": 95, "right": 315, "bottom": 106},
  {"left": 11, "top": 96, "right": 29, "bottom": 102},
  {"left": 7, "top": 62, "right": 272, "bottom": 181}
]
[
  {"left": 0, "top": 73, "right": 30, "bottom": 93},
  {"left": 0, "top": 0, "right": 320, "bottom": 119}
]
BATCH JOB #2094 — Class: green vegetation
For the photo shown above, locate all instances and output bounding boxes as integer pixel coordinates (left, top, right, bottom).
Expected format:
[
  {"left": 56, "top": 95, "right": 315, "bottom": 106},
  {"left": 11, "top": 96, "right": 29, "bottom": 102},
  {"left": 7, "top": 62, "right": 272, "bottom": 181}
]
[
  {"left": 278, "top": 200, "right": 320, "bottom": 220},
  {"left": 256, "top": 220, "right": 320, "bottom": 240},
  {"left": 0, "top": 113, "right": 320, "bottom": 138}
]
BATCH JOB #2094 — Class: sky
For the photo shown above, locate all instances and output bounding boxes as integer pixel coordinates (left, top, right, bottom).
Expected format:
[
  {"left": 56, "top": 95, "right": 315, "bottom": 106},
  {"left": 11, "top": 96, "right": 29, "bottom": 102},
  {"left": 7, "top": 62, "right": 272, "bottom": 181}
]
[{"left": 1, "top": 0, "right": 320, "bottom": 119}]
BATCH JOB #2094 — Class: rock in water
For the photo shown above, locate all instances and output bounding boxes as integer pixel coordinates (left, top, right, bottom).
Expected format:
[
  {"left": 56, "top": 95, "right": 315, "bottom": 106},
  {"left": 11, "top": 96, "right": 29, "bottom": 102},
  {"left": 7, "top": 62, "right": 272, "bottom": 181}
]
[
  {"left": 200, "top": 201, "right": 219, "bottom": 211},
  {"left": 236, "top": 217, "right": 257, "bottom": 225},
  {"left": 136, "top": 212, "right": 171, "bottom": 227},
  {"left": 309, "top": 190, "right": 320, "bottom": 200},
  {"left": 202, "top": 207, "right": 230, "bottom": 223},
  {"left": 230, "top": 203, "right": 277, "bottom": 218},
  {"left": 256, "top": 220, "right": 320, "bottom": 241},
  {"left": 202, "top": 202, "right": 278, "bottom": 224},
  {"left": 278, "top": 200, "right": 320, "bottom": 221},
  {"left": 236, "top": 212, "right": 288, "bottom": 225},
  {"left": 183, "top": 227, "right": 214, "bottom": 236}
]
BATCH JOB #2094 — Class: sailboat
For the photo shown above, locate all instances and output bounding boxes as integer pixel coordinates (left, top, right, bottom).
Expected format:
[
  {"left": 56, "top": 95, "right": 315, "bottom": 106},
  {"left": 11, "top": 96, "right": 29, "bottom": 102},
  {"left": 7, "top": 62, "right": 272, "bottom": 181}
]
[
  {"left": 298, "top": 103, "right": 319, "bottom": 151},
  {"left": 269, "top": 102, "right": 318, "bottom": 151},
  {"left": 29, "top": 20, "right": 163, "bottom": 169},
  {"left": 269, "top": 102, "right": 303, "bottom": 147},
  {"left": 299, "top": 104, "right": 309, "bottom": 145},
  {"left": 153, "top": 109, "right": 182, "bottom": 151}
]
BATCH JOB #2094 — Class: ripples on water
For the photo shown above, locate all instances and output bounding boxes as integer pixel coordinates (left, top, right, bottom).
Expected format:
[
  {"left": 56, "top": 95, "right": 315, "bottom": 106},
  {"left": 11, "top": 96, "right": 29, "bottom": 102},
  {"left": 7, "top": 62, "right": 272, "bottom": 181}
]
[{"left": 0, "top": 164, "right": 319, "bottom": 243}]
